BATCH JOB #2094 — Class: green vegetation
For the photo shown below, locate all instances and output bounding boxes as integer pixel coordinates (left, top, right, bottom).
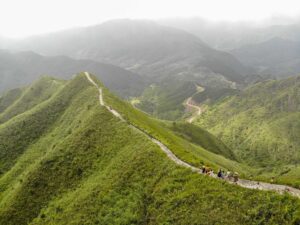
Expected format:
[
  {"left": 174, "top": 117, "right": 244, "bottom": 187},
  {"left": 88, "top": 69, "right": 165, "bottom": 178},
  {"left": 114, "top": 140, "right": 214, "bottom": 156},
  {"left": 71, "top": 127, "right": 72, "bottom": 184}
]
[
  {"left": 0, "top": 88, "right": 24, "bottom": 114},
  {"left": 0, "top": 76, "right": 64, "bottom": 124},
  {"left": 254, "top": 165, "right": 300, "bottom": 188},
  {"left": 192, "top": 86, "right": 239, "bottom": 104},
  {"left": 167, "top": 122, "right": 236, "bottom": 160},
  {"left": 0, "top": 73, "right": 299, "bottom": 224},
  {"left": 134, "top": 82, "right": 239, "bottom": 121},
  {"left": 135, "top": 80, "right": 197, "bottom": 120},
  {"left": 195, "top": 76, "right": 300, "bottom": 186},
  {"left": 98, "top": 75, "right": 251, "bottom": 175}
]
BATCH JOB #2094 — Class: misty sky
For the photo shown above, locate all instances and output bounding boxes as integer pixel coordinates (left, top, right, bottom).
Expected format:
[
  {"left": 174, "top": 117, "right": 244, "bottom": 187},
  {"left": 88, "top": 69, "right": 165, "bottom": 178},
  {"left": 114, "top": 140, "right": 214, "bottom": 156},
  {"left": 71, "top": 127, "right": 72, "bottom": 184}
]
[{"left": 1, "top": 0, "right": 300, "bottom": 38}]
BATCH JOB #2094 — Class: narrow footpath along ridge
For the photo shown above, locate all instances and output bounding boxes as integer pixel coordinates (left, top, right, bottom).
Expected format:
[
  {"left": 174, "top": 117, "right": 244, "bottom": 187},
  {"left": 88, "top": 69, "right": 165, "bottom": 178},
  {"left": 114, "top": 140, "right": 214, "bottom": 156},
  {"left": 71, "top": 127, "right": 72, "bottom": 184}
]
[
  {"left": 85, "top": 73, "right": 124, "bottom": 121},
  {"left": 84, "top": 72, "right": 300, "bottom": 198}
]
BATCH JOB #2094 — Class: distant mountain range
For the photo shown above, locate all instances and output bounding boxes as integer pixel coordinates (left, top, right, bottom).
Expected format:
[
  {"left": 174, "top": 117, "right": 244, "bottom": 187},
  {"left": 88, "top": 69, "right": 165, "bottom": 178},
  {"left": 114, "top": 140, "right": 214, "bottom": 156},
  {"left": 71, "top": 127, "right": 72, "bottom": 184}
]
[
  {"left": 7, "top": 19, "right": 250, "bottom": 87},
  {"left": 0, "top": 50, "right": 148, "bottom": 97},
  {"left": 2, "top": 19, "right": 300, "bottom": 120},
  {"left": 0, "top": 19, "right": 259, "bottom": 121},
  {"left": 231, "top": 37, "right": 300, "bottom": 78},
  {"left": 160, "top": 18, "right": 300, "bottom": 78},
  {"left": 160, "top": 18, "right": 300, "bottom": 50},
  {"left": 3, "top": 19, "right": 300, "bottom": 83}
]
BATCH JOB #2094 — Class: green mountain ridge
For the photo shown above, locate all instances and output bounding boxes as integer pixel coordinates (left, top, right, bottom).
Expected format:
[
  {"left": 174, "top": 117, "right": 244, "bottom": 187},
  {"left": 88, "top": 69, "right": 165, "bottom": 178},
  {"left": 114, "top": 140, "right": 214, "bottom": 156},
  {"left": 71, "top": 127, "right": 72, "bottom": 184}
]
[
  {"left": 0, "top": 76, "right": 65, "bottom": 124},
  {"left": 0, "top": 88, "right": 24, "bottom": 114},
  {"left": 0, "top": 73, "right": 299, "bottom": 224},
  {"left": 195, "top": 76, "right": 300, "bottom": 186}
]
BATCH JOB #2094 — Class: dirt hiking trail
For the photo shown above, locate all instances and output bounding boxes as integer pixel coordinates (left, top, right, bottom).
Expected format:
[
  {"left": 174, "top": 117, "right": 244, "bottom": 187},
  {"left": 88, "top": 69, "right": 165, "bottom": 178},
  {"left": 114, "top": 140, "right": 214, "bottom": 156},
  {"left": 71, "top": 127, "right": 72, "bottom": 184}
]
[{"left": 84, "top": 72, "right": 300, "bottom": 198}]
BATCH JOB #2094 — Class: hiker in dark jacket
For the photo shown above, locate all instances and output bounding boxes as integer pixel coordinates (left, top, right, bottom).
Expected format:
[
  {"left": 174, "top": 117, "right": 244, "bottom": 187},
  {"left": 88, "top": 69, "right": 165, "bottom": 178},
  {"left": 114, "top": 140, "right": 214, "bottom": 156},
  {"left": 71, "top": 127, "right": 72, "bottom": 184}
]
[
  {"left": 202, "top": 166, "right": 206, "bottom": 174},
  {"left": 217, "top": 169, "right": 223, "bottom": 179}
]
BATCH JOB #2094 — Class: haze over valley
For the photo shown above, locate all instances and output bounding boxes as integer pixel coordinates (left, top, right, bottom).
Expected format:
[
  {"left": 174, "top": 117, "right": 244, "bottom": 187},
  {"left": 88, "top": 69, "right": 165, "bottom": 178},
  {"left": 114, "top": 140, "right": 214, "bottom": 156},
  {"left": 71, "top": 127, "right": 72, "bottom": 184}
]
[{"left": 1, "top": 0, "right": 300, "bottom": 224}]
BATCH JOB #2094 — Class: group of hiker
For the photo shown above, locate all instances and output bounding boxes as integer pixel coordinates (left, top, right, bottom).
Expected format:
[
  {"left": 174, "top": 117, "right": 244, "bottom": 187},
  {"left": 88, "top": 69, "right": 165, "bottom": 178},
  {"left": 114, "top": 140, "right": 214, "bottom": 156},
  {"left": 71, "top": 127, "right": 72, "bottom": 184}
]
[{"left": 201, "top": 166, "right": 239, "bottom": 182}]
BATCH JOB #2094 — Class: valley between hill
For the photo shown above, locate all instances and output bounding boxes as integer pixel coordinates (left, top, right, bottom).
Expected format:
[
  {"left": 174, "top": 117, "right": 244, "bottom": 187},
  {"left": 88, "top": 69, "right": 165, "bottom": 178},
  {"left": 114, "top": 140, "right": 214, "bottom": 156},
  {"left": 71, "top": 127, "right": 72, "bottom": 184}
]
[
  {"left": 84, "top": 72, "right": 300, "bottom": 198},
  {"left": 0, "top": 73, "right": 299, "bottom": 224},
  {"left": 195, "top": 76, "right": 300, "bottom": 187}
]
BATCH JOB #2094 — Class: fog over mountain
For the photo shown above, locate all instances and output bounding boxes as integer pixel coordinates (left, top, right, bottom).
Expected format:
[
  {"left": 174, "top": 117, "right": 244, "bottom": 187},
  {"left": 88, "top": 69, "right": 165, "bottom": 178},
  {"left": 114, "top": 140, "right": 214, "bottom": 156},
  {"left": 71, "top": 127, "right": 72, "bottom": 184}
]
[
  {"left": 231, "top": 37, "right": 300, "bottom": 78},
  {"left": 5, "top": 20, "right": 250, "bottom": 88},
  {"left": 1, "top": 0, "right": 300, "bottom": 224},
  {"left": 159, "top": 18, "right": 300, "bottom": 78},
  {"left": 160, "top": 17, "right": 300, "bottom": 50},
  {"left": 3, "top": 17, "right": 300, "bottom": 84},
  {"left": 2, "top": 18, "right": 300, "bottom": 120}
]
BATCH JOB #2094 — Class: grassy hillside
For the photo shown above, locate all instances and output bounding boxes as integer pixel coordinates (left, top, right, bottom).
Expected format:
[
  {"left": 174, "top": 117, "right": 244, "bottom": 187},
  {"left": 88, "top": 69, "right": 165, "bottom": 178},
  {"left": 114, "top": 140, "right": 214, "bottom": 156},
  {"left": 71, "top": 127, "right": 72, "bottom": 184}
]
[
  {"left": 97, "top": 75, "right": 250, "bottom": 175},
  {"left": 134, "top": 81, "right": 239, "bottom": 121},
  {"left": 167, "top": 122, "right": 236, "bottom": 160},
  {"left": 195, "top": 76, "right": 300, "bottom": 184},
  {"left": 0, "top": 76, "right": 64, "bottom": 124},
  {"left": 134, "top": 80, "right": 197, "bottom": 120},
  {"left": 0, "top": 73, "right": 300, "bottom": 224},
  {"left": 192, "top": 86, "right": 239, "bottom": 104},
  {"left": 0, "top": 88, "right": 23, "bottom": 114}
]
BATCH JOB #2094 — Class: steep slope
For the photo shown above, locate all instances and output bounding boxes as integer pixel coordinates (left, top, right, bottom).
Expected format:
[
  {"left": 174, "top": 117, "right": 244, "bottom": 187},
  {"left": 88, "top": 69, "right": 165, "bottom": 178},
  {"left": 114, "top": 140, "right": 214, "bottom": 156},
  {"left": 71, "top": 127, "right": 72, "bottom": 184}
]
[
  {"left": 195, "top": 76, "right": 300, "bottom": 182},
  {"left": 168, "top": 122, "right": 236, "bottom": 160},
  {"left": 134, "top": 80, "right": 198, "bottom": 120},
  {"left": 0, "top": 88, "right": 24, "bottom": 114},
  {"left": 0, "top": 76, "right": 64, "bottom": 124},
  {"left": 0, "top": 73, "right": 299, "bottom": 224},
  {"left": 192, "top": 86, "right": 240, "bottom": 104},
  {"left": 87, "top": 71, "right": 300, "bottom": 196},
  {"left": 0, "top": 50, "right": 148, "bottom": 97},
  {"left": 0, "top": 74, "right": 244, "bottom": 175},
  {"left": 97, "top": 75, "right": 248, "bottom": 174},
  {"left": 13, "top": 19, "right": 249, "bottom": 86},
  {"left": 134, "top": 81, "right": 240, "bottom": 121}
]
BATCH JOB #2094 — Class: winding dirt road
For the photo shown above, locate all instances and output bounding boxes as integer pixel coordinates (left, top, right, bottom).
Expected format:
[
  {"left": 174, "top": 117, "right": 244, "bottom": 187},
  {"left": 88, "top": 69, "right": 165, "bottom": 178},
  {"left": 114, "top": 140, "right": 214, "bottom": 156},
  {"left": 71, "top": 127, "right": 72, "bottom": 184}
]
[
  {"left": 84, "top": 72, "right": 300, "bottom": 198},
  {"left": 185, "top": 97, "right": 203, "bottom": 123}
]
